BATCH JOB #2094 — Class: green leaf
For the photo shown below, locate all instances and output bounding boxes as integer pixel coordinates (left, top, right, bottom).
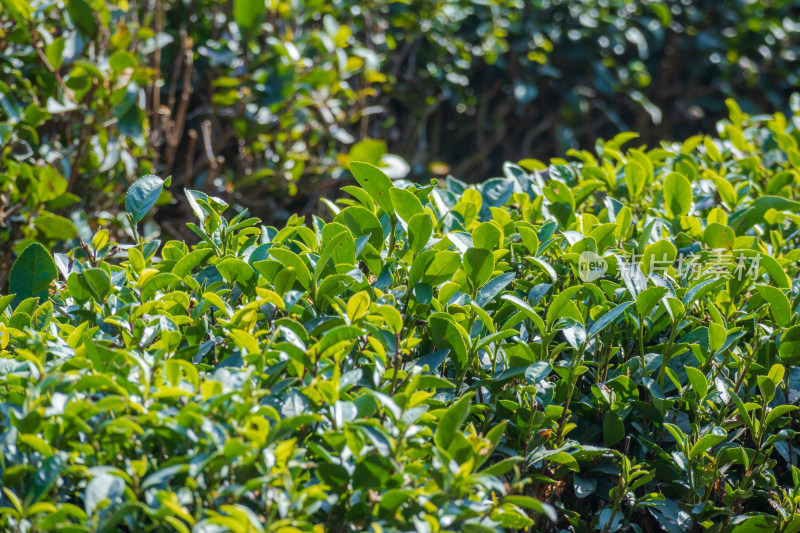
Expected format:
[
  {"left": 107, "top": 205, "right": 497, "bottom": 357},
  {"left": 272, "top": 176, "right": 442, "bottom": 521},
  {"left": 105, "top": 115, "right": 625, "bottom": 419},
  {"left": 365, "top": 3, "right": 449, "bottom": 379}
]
[
  {"left": 346, "top": 291, "right": 370, "bottom": 322},
  {"left": 543, "top": 181, "right": 575, "bottom": 228},
  {"left": 0, "top": 294, "right": 15, "bottom": 316},
  {"left": 233, "top": 0, "right": 266, "bottom": 32},
  {"left": 315, "top": 325, "right": 362, "bottom": 357},
  {"left": 684, "top": 366, "right": 708, "bottom": 398},
  {"left": 217, "top": 259, "right": 254, "bottom": 285},
  {"left": 708, "top": 322, "right": 727, "bottom": 353},
  {"left": 727, "top": 516, "right": 777, "bottom": 533},
  {"left": 463, "top": 248, "right": 495, "bottom": 290},
  {"left": 134, "top": 246, "right": 156, "bottom": 273},
  {"left": 757, "top": 375, "right": 777, "bottom": 403},
  {"left": 45, "top": 37, "right": 67, "bottom": 70},
  {"left": 141, "top": 273, "right": 180, "bottom": 302},
  {"left": 703, "top": 222, "right": 735, "bottom": 250},
  {"left": 407, "top": 213, "right": 433, "bottom": 256},
  {"left": 184, "top": 189, "right": 228, "bottom": 222},
  {"left": 636, "top": 286, "right": 668, "bottom": 317},
  {"left": 603, "top": 411, "right": 625, "bottom": 446},
  {"left": 766, "top": 405, "right": 799, "bottom": 427},
  {"left": 421, "top": 251, "right": 462, "bottom": 287},
  {"left": 434, "top": 392, "right": 473, "bottom": 451},
  {"left": 779, "top": 326, "right": 800, "bottom": 362},
  {"left": 172, "top": 249, "right": 214, "bottom": 278},
  {"left": 33, "top": 213, "right": 78, "bottom": 240},
  {"left": 202, "top": 291, "right": 232, "bottom": 317},
  {"left": 477, "top": 272, "right": 515, "bottom": 307},
  {"left": 728, "top": 388, "right": 756, "bottom": 437},
  {"left": 518, "top": 225, "right": 539, "bottom": 255},
  {"left": 502, "top": 294, "right": 546, "bottom": 335},
  {"left": 0, "top": 0, "right": 32, "bottom": 23},
  {"left": 9, "top": 243, "right": 57, "bottom": 306},
  {"left": 349, "top": 162, "right": 395, "bottom": 217},
  {"left": 335, "top": 206, "right": 384, "bottom": 251},
  {"left": 67, "top": 272, "right": 90, "bottom": 302},
  {"left": 682, "top": 277, "right": 724, "bottom": 307},
  {"left": 767, "top": 363, "right": 785, "bottom": 388},
  {"left": 625, "top": 160, "right": 645, "bottom": 199},
  {"left": 503, "top": 496, "right": 557, "bottom": 522},
  {"left": 756, "top": 285, "right": 791, "bottom": 328},
  {"left": 588, "top": 301, "right": 633, "bottom": 338},
  {"left": 482, "top": 457, "right": 523, "bottom": 476},
  {"left": 729, "top": 196, "right": 800, "bottom": 234},
  {"left": 526, "top": 256, "right": 557, "bottom": 284},
  {"left": 274, "top": 267, "right": 297, "bottom": 297},
  {"left": 663, "top": 172, "right": 692, "bottom": 217},
  {"left": 314, "top": 232, "right": 350, "bottom": 284},
  {"left": 765, "top": 170, "right": 795, "bottom": 195},
  {"left": 469, "top": 302, "right": 495, "bottom": 332},
  {"left": 472, "top": 222, "right": 502, "bottom": 250},
  {"left": 320, "top": 223, "right": 357, "bottom": 272},
  {"left": 663, "top": 423, "right": 687, "bottom": 448},
  {"left": 688, "top": 426, "right": 726, "bottom": 460},
  {"left": 341, "top": 186, "right": 376, "bottom": 212},
  {"left": 389, "top": 187, "right": 423, "bottom": 223},
  {"left": 81, "top": 268, "right": 111, "bottom": 300},
  {"left": 732, "top": 250, "right": 790, "bottom": 289},
  {"left": 125, "top": 175, "right": 165, "bottom": 224},
  {"left": 711, "top": 176, "right": 737, "bottom": 209},
  {"left": 67, "top": 0, "right": 98, "bottom": 37},
  {"left": 641, "top": 239, "right": 677, "bottom": 277},
  {"left": 37, "top": 166, "right": 68, "bottom": 202},
  {"left": 758, "top": 254, "right": 791, "bottom": 289},
  {"left": 266, "top": 249, "right": 311, "bottom": 291},
  {"left": 546, "top": 285, "right": 584, "bottom": 329},
  {"left": 430, "top": 313, "right": 469, "bottom": 378}
]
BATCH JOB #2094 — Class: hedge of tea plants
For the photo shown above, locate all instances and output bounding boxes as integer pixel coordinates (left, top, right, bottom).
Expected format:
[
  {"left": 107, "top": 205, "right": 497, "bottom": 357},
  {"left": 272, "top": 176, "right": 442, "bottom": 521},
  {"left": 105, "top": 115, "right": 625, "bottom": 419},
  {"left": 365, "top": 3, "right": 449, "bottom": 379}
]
[{"left": 2, "top": 100, "right": 800, "bottom": 531}]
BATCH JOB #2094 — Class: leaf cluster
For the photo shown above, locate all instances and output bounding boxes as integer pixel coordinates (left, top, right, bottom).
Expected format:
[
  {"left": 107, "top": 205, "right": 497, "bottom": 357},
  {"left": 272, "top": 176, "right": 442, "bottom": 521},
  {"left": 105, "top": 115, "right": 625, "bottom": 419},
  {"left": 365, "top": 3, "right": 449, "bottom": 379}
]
[{"left": 3, "top": 103, "right": 800, "bottom": 531}]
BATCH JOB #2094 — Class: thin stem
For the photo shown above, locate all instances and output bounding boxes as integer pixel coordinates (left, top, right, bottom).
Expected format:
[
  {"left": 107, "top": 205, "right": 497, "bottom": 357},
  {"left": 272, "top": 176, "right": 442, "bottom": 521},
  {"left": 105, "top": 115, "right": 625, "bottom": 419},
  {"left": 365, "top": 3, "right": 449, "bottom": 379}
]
[
  {"left": 455, "top": 313, "right": 478, "bottom": 393},
  {"left": 555, "top": 342, "right": 586, "bottom": 445},
  {"left": 657, "top": 321, "right": 680, "bottom": 388},
  {"left": 638, "top": 319, "right": 646, "bottom": 375},
  {"left": 388, "top": 217, "right": 397, "bottom": 258},
  {"left": 29, "top": 22, "right": 73, "bottom": 99},
  {"left": 734, "top": 330, "right": 763, "bottom": 395}
]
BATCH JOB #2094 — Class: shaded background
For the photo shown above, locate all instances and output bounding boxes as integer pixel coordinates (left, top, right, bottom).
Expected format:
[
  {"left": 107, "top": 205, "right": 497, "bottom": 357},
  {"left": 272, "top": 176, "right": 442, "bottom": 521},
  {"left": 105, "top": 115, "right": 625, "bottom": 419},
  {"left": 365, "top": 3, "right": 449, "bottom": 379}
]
[{"left": 1, "top": 0, "right": 799, "bottom": 278}]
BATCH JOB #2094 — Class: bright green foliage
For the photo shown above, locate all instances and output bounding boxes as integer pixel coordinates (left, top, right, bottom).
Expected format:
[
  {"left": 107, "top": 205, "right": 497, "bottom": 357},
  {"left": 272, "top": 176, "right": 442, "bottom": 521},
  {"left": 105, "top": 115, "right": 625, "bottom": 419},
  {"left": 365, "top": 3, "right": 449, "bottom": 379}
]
[
  {"left": 3, "top": 105, "right": 800, "bottom": 532},
  {"left": 2, "top": 0, "right": 800, "bottom": 262}
]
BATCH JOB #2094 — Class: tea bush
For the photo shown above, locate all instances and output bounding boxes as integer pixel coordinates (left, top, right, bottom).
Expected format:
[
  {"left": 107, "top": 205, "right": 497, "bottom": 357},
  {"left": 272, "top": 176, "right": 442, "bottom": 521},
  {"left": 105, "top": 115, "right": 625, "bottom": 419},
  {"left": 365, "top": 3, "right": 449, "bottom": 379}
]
[{"left": 2, "top": 101, "right": 800, "bottom": 532}]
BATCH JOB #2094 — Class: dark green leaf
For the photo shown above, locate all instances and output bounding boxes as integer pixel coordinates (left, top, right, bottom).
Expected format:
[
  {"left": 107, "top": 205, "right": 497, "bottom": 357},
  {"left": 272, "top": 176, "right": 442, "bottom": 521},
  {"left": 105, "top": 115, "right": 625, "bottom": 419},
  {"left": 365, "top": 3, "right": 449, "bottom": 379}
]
[
  {"left": 125, "top": 175, "right": 165, "bottom": 224},
  {"left": 9, "top": 243, "right": 57, "bottom": 306}
]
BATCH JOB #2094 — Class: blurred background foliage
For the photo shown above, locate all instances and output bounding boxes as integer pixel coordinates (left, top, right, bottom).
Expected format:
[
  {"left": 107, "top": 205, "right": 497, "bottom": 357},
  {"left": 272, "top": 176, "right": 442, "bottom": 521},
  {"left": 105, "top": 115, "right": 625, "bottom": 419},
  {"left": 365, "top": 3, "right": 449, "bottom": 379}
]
[{"left": 1, "top": 0, "right": 799, "bottom": 283}]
